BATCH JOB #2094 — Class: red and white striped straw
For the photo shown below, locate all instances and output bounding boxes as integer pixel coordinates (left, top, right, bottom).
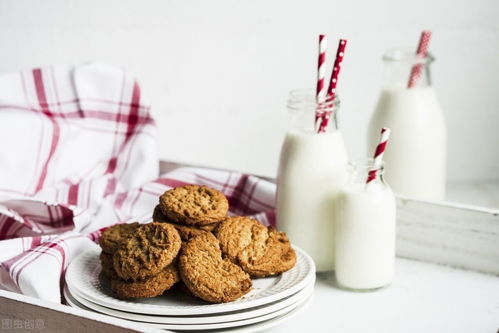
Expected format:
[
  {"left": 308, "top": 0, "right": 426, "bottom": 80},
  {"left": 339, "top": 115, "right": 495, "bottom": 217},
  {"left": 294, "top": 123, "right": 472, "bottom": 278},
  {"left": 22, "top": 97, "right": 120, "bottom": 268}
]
[
  {"left": 315, "top": 34, "right": 328, "bottom": 132},
  {"left": 316, "top": 34, "right": 327, "bottom": 102},
  {"left": 317, "top": 39, "right": 347, "bottom": 133},
  {"left": 407, "top": 30, "right": 432, "bottom": 88},
  {"left": 366, "top": 127, "right": 391, "bottom": 184}
]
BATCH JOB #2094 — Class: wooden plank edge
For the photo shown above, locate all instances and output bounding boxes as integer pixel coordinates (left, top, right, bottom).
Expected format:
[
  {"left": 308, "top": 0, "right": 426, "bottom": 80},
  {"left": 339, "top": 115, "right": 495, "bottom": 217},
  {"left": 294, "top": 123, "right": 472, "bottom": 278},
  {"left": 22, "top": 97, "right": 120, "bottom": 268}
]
[{"left": 0, "top": 290, "right": 168, "bottom": 333}]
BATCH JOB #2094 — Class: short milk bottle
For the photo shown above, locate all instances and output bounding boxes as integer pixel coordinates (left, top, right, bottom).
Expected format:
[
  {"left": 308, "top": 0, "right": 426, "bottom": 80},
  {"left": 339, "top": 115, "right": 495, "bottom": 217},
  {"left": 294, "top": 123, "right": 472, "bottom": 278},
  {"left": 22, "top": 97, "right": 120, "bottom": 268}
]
[
  {"left": 335, "top": 159, "right": 396, "bottom": 290},
  {"left": 367, "top": 49, "right": 446, "bottom": 200},
  {"left": 276, "top": 89, "right": 348, "bottom": 272}
]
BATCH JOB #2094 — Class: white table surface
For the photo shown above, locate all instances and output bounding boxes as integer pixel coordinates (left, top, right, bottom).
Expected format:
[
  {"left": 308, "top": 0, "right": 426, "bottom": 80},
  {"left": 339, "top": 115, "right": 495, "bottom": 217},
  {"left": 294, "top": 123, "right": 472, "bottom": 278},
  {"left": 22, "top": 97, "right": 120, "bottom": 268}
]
[{"left": 268, "top": 257, "right": 499, "bottom": 333}]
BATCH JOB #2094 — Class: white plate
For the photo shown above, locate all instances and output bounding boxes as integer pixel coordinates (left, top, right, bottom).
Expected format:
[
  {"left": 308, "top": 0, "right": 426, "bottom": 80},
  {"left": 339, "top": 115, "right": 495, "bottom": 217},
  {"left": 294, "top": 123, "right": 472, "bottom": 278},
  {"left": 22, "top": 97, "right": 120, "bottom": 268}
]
[
  {"left": 64, "top": 285, "right": 313, "bottom": 332},
  {"left": 65, "top": 244, "right": 315, "bottom": 316},
  {"left": 208, "top": 295, "right": 312, "bottom": 333},
  {"left": 66, "top": 286, "right": 313, "bottom": 330},
  {"left": 66, "top": 283, "right": 314, "bottom": 325}
]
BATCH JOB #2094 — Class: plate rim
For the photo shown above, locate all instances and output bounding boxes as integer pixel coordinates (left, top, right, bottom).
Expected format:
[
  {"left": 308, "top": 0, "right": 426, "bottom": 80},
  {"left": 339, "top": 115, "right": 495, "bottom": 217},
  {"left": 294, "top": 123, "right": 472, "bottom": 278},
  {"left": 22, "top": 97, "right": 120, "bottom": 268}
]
[
  {"left": 66, "top": 283, "right": 314, "bottom": 325},
  {"left": 66, "top": 245, "right": 316, "bottom": 316},
  {"left": 65, "top": 285, "right": 314, "bottom": 330}
]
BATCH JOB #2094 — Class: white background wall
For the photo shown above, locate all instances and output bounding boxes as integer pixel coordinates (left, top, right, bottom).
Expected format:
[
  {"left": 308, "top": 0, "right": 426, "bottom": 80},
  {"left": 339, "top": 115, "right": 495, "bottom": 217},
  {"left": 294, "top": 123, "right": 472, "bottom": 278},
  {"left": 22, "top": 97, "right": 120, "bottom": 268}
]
[{"left": 0, "top": 0, "right": 498, "bottom": 182}]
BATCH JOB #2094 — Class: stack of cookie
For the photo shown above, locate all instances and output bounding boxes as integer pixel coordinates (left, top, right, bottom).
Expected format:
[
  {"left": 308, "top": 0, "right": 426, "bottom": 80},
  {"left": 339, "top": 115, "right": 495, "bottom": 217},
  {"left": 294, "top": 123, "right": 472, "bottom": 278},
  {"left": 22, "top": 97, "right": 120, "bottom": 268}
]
[
  {"left": 99, "top": 184, "right": 296, "bottom": 304},
  {"left": 99, "top": 222, "right": 182, "bottom": 299}
]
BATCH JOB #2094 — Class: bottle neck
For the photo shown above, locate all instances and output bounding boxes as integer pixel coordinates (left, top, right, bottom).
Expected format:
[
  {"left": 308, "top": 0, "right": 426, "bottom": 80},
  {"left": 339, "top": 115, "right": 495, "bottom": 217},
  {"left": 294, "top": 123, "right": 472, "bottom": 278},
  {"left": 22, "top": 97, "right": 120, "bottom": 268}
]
[
  {"left": 347, "top": 160, "right": 388, "bottom": 188},
  {"left": 382, "top": 49, "right": 434, "bottom": 90},
  {"left": 286, "top": 89, "right": 340, "bottom": 133}
]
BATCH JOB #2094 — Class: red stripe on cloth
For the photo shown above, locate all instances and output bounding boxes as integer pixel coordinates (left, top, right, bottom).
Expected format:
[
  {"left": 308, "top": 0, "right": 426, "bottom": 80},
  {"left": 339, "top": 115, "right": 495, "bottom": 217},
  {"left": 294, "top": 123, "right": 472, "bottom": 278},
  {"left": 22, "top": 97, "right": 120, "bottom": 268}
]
[
  {"left": 227, "top": 175, "right": 250, "bottom": 214},
  {"left": 86, "top": 228, "right": 103, "bottom": 243},
  {"left": 0, "top": 219, "right": 24, "bottom": 240},
  {"left": 125, "top": 81, "right": 141, "bottom": 143},
  {"left": 0, "top": 104, "right": 154, "bottom": 125},
  {"left": 194, "top": 173, "right": 273, "bottom": 211},
  {"left": 33, "top": 69, "right": 61, "bottom": 192},
  {"left": 47, "top": 204, "right": 54, "bottom": 227},
  {"left": 113, "top": 192, "right": 128, "bottom": 210},
  {"left": 105, "top": 158, "right": 118, "bottom": 174},
  {"left": 154, "top": 178, "right": 191, "bottom": 188},
  {"left": 102, "top": 72, "right": 127, "bottom": 197},
  {"left": 104, "top": 177, "right": 117, "bottom": 197},
  {"left": 51, "top": 206, "right": 74, "bottom": 229},
  {"left": 109, "top": 82, "right": 146, "bottom": 196},
  {"left": 31, "top": 236, "right": 43, "bottom": 248},
  {"left": 0, "top": 215, "right": 13, "bottom": 240},
  {"left": 265, "top": 211, "right": 276, "bottom": 227},
  {"left": 1, "top": 236, "right": 53, "bottom": 271},
  {"left": 67, "top": 184, "right": 79, "bottom": 206},
  {"left": 11, "top": 235, "right": 81, "bottom": 286},
  {"left": 20, "top": 72, "right": 45, "bottom": 195},
  {"left": 242, "top": 179, "right": 259, "bottom": 215}
]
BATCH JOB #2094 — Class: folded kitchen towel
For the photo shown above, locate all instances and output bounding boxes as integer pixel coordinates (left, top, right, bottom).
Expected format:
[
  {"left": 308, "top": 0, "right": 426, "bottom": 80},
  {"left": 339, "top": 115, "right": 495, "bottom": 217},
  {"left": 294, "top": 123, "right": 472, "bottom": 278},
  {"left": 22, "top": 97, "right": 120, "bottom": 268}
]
[{"left": 0, "top": 63, "right": 276, "bottom": 303}]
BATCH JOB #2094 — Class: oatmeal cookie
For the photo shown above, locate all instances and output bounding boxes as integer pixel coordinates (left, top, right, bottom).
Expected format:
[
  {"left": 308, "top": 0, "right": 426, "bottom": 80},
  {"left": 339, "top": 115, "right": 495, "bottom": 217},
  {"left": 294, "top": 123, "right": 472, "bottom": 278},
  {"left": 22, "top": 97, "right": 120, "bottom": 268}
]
[
  {"left": 215, "top": 217, "right": 296, "bottom": 278},
  {"left": 113, "top": 222, "right": 181, "bottom": 281},
  {"left": 237, "top": 227, "right": 296, "bottom": 278},
  {"left": 179, "top": 232, "right": 252, "bottom": 303},
  {"left": 111, "top": 264, "right": 179, "bottom": 299},
  {"left": 159, "top": 185, "right": 228, "bottom": 225},
  {"left": 99, "top": 252, "right": 118, "bottom": 279},
  {"left": 99, "top": 222, "right": 140, "bottom": 254},
  {"left": 153, "top": 205, "right": 218, "bottom": 241}
]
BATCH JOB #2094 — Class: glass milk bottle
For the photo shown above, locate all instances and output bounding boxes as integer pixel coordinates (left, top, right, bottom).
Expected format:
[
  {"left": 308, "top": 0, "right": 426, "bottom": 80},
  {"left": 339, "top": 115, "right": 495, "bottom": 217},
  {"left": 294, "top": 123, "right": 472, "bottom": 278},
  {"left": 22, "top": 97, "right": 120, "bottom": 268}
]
[
  {"left": 335, "top": 160, "right": 396, "bottom": 290},
  {"left": 367, "top": 50, "right": 447, "bottom": 200},
  {"left": 276, "top": 89, "right": 348, "bottom": 272}
]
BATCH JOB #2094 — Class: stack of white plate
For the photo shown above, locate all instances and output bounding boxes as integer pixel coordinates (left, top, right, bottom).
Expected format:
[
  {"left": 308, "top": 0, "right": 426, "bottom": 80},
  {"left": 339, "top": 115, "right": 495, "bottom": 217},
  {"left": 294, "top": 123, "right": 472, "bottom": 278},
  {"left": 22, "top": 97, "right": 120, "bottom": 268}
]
[{"left": 65, "top": 245, "right": 315, "bottom": 332}]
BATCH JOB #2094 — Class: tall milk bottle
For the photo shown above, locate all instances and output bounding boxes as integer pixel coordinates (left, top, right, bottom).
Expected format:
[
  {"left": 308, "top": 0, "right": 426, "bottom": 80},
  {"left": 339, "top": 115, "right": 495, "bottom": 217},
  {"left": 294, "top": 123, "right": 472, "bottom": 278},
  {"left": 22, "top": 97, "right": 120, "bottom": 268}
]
[
  {"left": 368, "top": 49, "right": 447, "bottom": 200},
  {"left": 276, "top": 90, "right": 348, "bottom": 272}
]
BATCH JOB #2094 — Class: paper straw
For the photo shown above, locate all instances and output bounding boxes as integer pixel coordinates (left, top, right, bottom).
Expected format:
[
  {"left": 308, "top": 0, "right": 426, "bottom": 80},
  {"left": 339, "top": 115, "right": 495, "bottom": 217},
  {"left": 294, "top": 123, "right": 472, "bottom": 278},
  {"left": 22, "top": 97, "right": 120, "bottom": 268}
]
[
  {"left": 316, "top": 34, "right": 327, "bottom": 102},
  {"left": 317, "top": 39, "right": 347, "bottom": 133},
  {"left": 326, "top": 39, "right": 347, "bottom": 98},
  {"left": 407, "top": 30, "right": 432, "bottom": 88},
  {"left": 315, "top": 34, "right": 328, "bottom": 132},
  {"left": 366, "top": 127, "right": 391, "bottom": 184}
]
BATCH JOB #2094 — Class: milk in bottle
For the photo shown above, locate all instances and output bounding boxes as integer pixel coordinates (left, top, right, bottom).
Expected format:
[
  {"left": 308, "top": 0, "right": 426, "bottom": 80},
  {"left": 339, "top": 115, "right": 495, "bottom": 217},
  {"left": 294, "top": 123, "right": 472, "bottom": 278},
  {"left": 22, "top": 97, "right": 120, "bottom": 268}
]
[
  {"left": 335, "top": 160, "right": 396, "bottom": 290},
  {"left": 277, "top": 90, "right": 348, "bottom": 272},
  {"left": 368, "top": 49, "right": 446, "bottom": 200}
]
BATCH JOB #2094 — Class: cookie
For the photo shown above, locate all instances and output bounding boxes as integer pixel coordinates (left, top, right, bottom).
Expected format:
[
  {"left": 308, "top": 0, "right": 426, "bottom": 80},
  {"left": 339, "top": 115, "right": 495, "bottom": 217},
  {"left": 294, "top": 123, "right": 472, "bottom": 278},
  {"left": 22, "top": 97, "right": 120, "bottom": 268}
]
[
  {"left": 196, "top": 223, "right": 219, "bottom": 232},
  {"left": 215, "top": 217, "right": 296, "bottom": 278},
  {"left": 159, "top": 185, "right": 228, "bottom": 225},
  {"left": 176, "top": 280, "right": 195, "bottom": 298},
  {"left": 215, "top": 216, "right": 267, "bottom": 262},
  {"left": 153, "top": 205, "right": 218, "bottom": 241},
  {"left": 179, "top": 232, "right": 252, "bottom": 303},
  {"left": 237, "top": 227, "right": 296, "bottom": 278},
  {"left": 111, "top": 264, "right": 179, "bottom": 299},
  {"left": 113, "top": 222, "right": 181, "bottom": 281},
  {"left": 99, "top": 222, "right": 140, "bottom": 254},
  {"left": 154, "top": 205, "right": 219, "bottom": 231},
  {"left": 152, "top": 204, "right": 172, "bottom": 223},
  {"left": 170, "top": 224, "right": 208, "bottom": 241},
  {"left": 99, "top": 252, "right": 118, "bottom": 279}
]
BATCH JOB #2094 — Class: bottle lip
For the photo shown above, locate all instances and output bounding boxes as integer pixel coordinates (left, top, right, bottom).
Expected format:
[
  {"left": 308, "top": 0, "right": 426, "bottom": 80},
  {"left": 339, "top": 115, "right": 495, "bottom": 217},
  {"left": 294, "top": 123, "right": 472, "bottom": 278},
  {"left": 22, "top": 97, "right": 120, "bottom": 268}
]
[
  {"left": 287, "top": 88, "right": 340, "bottom": 112},
  {"left": 383, "top": 48, "right": 435, "bottom": 64},
  {"left": 348, "top": 158, "right": 385, "bottom": 174}
]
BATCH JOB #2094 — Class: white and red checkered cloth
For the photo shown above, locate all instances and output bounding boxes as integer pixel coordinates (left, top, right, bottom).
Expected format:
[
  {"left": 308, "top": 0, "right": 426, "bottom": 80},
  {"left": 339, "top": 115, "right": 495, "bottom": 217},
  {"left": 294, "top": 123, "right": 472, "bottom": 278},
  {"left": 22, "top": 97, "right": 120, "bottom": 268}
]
[{"left": 0, "top": 63, "right": 276, "bottom": 303}]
